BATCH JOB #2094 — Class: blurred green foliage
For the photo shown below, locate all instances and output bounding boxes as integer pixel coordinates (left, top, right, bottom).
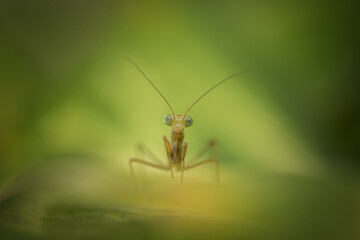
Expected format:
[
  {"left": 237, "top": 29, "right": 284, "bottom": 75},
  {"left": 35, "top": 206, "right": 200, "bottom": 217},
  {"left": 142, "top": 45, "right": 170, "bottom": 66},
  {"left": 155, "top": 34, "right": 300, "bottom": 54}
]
[{"left": 0, "top": 1, "right": 359, "bottom": 239}]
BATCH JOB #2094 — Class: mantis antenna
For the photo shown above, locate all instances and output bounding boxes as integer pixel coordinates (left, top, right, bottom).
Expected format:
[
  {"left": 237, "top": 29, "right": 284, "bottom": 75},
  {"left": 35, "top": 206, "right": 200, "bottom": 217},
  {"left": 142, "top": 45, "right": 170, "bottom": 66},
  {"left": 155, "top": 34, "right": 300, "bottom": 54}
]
[
  {"left": 126, "top": 58, "right": 175, "bottom": 118},
  {"left": 183, "top": 66, "right": 254, "bottom": 117}
]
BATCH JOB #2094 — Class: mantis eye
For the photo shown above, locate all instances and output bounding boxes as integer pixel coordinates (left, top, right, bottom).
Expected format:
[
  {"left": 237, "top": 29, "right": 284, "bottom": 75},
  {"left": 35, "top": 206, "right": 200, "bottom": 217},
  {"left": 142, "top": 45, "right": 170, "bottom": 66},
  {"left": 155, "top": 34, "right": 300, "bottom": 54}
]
[
  {"left": 185, "top": 116, "right": 193, "bottom": 127},
  {"left": 164, "top": 115, "right": 172, "bottom": 126}
]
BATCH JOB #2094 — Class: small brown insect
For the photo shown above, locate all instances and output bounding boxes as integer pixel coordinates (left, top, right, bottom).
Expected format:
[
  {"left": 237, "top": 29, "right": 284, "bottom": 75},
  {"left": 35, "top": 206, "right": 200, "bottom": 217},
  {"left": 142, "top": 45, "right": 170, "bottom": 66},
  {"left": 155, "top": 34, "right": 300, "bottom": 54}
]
[{"left": 127, "top": 58, "right": 252, "bottom": 191}]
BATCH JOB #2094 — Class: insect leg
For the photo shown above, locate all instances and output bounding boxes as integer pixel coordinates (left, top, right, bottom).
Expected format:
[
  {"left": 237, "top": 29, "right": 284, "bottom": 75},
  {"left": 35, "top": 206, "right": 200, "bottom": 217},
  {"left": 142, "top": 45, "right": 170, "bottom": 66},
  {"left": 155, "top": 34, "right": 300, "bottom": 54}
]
[
  {"left": 184, "top": 158, "right": 219, "bottom": 183},
  {"left": 129, "top": 158, "right": 170, "bottom": 191},
  {"left": 163, "top": 135, "right": 174, "bottom": 178},
  {"left": 136, "top": 143, "right": 165, "bottom": 165},
  {"left": 180, "top": 142, "right": 188, "bottom": 182},
  {"left": 188, "top": 139, "right": 217, "bottom": 164}
]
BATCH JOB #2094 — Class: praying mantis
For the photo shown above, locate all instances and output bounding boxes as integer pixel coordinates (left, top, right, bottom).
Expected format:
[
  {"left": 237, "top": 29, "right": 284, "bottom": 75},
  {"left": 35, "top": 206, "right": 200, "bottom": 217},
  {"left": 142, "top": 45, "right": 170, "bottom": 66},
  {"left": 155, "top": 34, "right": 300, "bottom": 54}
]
[{"left": 127, "top": 58, "right": 252, "bottom": 191}]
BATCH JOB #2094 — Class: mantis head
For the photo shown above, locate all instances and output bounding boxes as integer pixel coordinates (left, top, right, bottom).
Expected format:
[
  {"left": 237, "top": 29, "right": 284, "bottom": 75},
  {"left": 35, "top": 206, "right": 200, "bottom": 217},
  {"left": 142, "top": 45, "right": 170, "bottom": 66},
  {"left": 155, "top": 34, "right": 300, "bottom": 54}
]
[{"left": 164, "top": 114, "right": 193, "bottom": 133}]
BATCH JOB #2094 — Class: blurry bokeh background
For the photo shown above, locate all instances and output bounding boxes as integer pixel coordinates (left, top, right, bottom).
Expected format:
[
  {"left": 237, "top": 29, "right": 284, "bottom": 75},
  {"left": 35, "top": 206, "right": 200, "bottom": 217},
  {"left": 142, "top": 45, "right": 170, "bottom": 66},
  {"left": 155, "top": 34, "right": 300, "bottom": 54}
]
[{"left": 0, "top": 1, "right": 359, "bottom": 239}]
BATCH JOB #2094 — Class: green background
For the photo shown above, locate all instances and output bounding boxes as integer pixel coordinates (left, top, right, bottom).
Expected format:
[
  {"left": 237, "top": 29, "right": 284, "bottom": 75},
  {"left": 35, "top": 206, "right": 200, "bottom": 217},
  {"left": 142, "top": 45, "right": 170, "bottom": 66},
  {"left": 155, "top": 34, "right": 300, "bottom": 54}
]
[{"left": 0, "top": 1, "right": 359, "bottom": 239}]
